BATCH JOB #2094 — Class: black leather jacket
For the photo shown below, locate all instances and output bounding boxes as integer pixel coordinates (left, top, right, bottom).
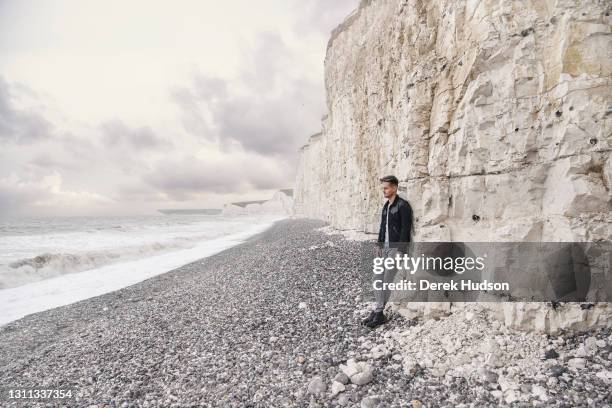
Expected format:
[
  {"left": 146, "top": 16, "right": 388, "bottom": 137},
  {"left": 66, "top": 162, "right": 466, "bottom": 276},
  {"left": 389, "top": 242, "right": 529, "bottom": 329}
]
[{"left": 377, "top": 195, "right": 413, "bottom": 252}]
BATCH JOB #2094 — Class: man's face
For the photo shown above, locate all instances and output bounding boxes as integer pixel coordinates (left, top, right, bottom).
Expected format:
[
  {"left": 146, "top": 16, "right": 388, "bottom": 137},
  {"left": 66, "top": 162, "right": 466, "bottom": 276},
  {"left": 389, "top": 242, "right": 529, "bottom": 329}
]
[{"left": 381, "top": 182, "right": 397, "bottom": 199}]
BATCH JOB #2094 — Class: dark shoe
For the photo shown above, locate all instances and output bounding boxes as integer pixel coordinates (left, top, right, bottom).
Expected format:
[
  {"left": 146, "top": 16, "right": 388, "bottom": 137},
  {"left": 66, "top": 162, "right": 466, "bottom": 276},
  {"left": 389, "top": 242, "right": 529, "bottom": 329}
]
[
  {"left": 360, "top": 310, "right": 377, "bottom": 325},
  {"left": 365, "top": 311, "right": 387, "bottom": 328}
]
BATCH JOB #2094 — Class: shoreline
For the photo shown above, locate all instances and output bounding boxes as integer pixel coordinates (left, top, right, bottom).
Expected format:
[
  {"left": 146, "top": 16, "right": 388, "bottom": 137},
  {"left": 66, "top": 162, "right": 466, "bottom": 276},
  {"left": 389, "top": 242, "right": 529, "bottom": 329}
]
[
  {"left": 0, "top": 217, "right": 282, "bottom": 327},
  {"left": 0, "top": 219, "right": 609, "bottom": 407}
]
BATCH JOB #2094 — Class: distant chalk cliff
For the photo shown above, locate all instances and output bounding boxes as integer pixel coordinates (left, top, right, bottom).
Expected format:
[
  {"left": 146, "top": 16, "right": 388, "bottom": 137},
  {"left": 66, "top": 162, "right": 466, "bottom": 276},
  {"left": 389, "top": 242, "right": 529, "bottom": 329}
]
[{"left": 223, "top": 189, "right": 294, "bottom": 216}]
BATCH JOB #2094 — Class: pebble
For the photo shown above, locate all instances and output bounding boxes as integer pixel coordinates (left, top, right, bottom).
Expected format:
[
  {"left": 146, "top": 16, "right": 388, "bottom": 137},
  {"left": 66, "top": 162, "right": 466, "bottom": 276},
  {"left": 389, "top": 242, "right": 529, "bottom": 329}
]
[
  {"left": 504, "top": 389, "right": 519, "bottom": 404},
  {"left": 308, "top": 376, "right": 326, "bottom": 395},
  {"left": 338, "top": 393, "right": 350, "bottom": 405},
  {"left": 595, "top": 370, "right": 611, "bottom": 380},
  {"left": 568, "top": 358, "right": 586, "bottom": 369},
  {"left": 532, "top": 384, "right": 548, "bottom": 401},
  {"left": 478, "top": 368, "right": 499, "bottom": 383},
  {"left": 411, "top": 399, "right": 423, "bottom": 408},
  {"left": 330, "top": 381, "right": 345, "bottom": 397},
  {"left": 334, "top": 372, "right": 349, "bottom": 385},
  {"left": 360, "top": 395, "right": 380, "bottom": 408},
  {"left": 544, "top": 349, "right": 559, "bottom": 359},
  {"left": 351, "top": 369, "right": 374, "bottom": 386},
  {"left": 584, "top": 337, "right": 597, "bottom": 352},
  {"left": 549, "top": 365, "right": 567, "bottom": 377}
]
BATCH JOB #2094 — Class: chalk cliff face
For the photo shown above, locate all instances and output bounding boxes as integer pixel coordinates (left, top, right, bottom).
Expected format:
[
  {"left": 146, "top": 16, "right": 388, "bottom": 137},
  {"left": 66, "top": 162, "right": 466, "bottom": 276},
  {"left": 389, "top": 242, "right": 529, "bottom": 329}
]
[{"left": 294, "top": 0, "right": 611, "bottom": 242}]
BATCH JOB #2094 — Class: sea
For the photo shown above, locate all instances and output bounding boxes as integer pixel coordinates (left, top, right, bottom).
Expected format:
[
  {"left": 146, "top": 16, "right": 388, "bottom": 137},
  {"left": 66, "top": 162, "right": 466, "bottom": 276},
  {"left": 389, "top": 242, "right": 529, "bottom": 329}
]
[{"left": 0, "top": 214, "right": 283, "bottom": 326}]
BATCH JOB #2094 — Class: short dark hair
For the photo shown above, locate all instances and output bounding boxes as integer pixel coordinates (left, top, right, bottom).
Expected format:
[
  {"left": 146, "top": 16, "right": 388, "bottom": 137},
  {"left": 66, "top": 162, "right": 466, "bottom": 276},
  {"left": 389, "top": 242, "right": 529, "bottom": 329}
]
[{"left": 379, "top": 175, "right": 399, "bottom": 186}]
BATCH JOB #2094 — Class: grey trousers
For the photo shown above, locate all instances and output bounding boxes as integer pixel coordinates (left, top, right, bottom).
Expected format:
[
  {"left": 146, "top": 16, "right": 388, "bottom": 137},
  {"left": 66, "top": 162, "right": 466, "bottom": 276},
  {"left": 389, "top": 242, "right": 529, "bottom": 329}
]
[{"left": 374, "top": 246, "right": 400, "bottom": 313}]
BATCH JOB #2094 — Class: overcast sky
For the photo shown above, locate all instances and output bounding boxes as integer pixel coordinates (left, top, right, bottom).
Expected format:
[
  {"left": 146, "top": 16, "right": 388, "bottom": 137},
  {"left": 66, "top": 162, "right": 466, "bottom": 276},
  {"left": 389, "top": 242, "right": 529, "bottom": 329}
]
[{"left": 0, "top": 0, "right": 358, "bottom": 217}]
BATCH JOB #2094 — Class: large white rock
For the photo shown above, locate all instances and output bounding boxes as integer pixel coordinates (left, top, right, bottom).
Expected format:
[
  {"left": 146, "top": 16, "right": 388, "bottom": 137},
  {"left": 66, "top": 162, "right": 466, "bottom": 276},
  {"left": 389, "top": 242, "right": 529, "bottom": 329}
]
[{"left": 340, "top": 359, "right": 374, "bottom": 385}]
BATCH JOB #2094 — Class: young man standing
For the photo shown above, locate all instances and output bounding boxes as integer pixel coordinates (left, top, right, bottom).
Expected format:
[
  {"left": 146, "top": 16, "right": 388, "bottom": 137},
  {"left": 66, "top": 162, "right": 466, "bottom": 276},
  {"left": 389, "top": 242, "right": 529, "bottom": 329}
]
[{"left": 362, "top": 175, "right": 414, "bottom": 328}]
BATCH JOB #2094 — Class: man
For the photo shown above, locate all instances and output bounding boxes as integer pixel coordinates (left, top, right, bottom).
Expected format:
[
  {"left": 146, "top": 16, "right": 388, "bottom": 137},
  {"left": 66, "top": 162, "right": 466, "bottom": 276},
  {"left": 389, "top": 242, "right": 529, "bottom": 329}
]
[{"left": 362, "top": 175, "right": 414, "bottom": 328}]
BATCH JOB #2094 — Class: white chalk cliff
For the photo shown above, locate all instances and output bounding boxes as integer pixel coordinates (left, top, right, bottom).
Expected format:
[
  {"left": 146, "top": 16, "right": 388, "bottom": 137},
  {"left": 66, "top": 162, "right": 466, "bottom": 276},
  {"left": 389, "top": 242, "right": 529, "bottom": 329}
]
[
  {"left": 223, "top": 190, "right": 294, "bottom": 216},
  {"left": 294, "top": 0, "right": 611, "bottom": 243}
]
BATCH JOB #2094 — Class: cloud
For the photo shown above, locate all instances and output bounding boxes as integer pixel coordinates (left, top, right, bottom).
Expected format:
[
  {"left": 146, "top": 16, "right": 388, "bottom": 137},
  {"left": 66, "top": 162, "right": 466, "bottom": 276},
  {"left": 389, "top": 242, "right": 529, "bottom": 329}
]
[
  {"left": 112, "top": 183, "right": 167, "bottom": 202},
  {"left": 0, "top": 171, "right": 114, "bottom": 216},
  {"left": 172, "top": 32, "right": 326, "bottom": 157},
  {"left": 0, "top": 174, "right": 53, "bottom": 214},
  {"left": 29, "top": 153, "right": 82, "bottom": 171},
  {"left": 99, "top": 119, "right": 172, "bottom": 150},
  {"left": 291, "top": 0, "right": 360, "bottom": 37},
  {"left": 170, "top": 81, "right": 218, "bottom": 140},
  {"left": 142, "top": 153, "right": 290, "bottom": 201},
  {"left": 0, "top": 76, "right": 54, "bottom": 144},
  {"left": 240, "top": 31, "right": 293, "bottom": 91},
  {"left": 0, "top": 1, "right": 362, "bottom": 216},
  {"left": 12, "top": 131, "right": 104, "bottom": 177}
]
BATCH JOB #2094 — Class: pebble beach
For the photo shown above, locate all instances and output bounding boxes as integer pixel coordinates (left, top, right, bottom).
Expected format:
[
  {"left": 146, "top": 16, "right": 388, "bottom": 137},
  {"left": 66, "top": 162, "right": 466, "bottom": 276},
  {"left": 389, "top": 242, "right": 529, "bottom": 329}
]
[{"left": 0, "top": 219, "right": 610, "bottom": 407}]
